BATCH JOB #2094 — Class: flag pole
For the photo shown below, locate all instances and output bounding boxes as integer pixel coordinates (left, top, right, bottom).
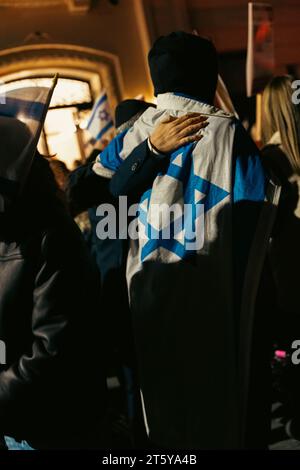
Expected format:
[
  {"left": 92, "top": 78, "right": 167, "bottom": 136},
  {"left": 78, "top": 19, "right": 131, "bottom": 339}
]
[
  {"left": 52, "top": 73, "right": 59, "bottom": 89},
  {"left": 36, "top": 73, "right": 59, "bottom": 136},
  {"left": 18, "top": 73, "right": 60, "bottom": 189},
  {"left": 255, "top": 93, "right": 262, "bottom": 145},
  {"left": 32, "top": 74, "right": 59, "bottom": 159}
]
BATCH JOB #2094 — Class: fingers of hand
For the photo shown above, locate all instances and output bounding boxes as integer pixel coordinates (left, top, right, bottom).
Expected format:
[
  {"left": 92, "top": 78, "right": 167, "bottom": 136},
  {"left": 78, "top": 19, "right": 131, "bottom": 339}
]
[
  {"left": 178, "top": 121, "right": 208, "bottom": 138},
  {"left": 175, "top": 115, "right": 208, "bottom": 132},
  {"left": 161, "top": 114, "right": 176, "bottom": 124},
  {"left": 173, "top": 113, "right": 203, "bottom": 125},
  {"left": 180, "top": 134, "right": 203, "bottom": 146}
]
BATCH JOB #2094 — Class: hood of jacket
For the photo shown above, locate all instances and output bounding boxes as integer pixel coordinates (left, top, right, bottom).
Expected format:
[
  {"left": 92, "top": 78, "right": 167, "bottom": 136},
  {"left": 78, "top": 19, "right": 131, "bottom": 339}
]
[{"left": 0, "top": 116, "right": 34, "bottom": 213}]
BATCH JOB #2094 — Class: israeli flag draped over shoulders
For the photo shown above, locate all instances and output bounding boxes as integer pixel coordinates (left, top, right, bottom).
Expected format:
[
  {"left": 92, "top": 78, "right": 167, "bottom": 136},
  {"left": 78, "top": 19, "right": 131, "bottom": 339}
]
[
  {"left": 87, "top": 91, "right": 114, "bottom": 143},
  {"left": 93, "top": 92, "right": 267, "bottom": 275},
  {"left": 91, "top": 92, "right": 279, "bottom": 448},
  {"left": 0, "top": 76, "right": 57, "bottom": 211}
]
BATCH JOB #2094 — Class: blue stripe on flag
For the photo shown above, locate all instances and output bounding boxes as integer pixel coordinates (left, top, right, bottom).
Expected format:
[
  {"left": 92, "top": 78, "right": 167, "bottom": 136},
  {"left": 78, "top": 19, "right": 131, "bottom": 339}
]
[
  {"left": 97, "top": 129, "right": 126, "bottom": 170},
  {"left": 233, "top": 155, "right": 266, "bottom": 203},
  {"left": 0, "top": 98, "right": 45, "bottom": 121},
  {"left": 96, "top": 120, "right": 114, "bottom": 141},
  {"left": 87, "top": 94, "right": 107, "bottom": 129}
]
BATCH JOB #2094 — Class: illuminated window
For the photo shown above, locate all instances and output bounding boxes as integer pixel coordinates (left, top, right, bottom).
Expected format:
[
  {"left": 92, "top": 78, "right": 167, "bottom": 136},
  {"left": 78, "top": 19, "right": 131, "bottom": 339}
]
[{"left": 3, "top": 77, "right": 92, "bottom": 107}]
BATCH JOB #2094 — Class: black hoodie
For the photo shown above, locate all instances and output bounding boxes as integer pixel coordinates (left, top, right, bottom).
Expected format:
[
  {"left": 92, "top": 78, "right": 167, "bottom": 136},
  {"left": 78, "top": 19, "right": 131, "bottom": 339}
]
[{"left": 0, "top": 118, "right": 108, "bottom": 449}]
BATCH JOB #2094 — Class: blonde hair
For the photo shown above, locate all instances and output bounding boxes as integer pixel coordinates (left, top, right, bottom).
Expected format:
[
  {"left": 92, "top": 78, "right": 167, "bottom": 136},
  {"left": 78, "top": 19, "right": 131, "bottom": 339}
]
[{"left": 262, "top": 75, "right": 300, "bottom": 174}]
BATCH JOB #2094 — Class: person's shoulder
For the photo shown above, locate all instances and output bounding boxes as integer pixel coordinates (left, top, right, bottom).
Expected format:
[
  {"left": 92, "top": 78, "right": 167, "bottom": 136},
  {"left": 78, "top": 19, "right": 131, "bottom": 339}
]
[
  {"left": 40, "top": 208, "right": 87, "bottom": 259},
  {"left": 261, "top": 143, "right": 285, "bottom": 158},
  {"left": 230, "top": 118, "right": 260, "bottom": 155},
  {"left": 205, "top": 111, "right": 237, "bottom": 134},
  {"left": 261, "top": 144, "right": 293, "bottom": 184},
  {"left": 69, "top": 161, "right": 95, "bottom": 179},
  {"left": 229, "top": 117, "right": 245, "bottom": 131}
]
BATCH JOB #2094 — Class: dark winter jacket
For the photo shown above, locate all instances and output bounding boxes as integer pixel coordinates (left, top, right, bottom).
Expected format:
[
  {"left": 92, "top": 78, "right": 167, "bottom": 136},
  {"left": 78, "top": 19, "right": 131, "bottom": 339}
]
[{"left": 0, "top": 156, "right": 107, "bottom": 449}]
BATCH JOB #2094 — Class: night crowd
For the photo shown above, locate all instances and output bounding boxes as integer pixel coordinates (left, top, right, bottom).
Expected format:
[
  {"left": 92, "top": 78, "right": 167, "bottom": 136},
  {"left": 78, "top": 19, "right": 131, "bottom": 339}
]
[{"left": 0, "top": 31, "right": 300, "bottom": 451}]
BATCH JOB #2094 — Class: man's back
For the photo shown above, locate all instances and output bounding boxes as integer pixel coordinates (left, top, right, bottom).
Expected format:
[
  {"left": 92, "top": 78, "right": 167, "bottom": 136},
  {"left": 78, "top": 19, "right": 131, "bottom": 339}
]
[
  {"left": 123, "top": 93, "right": 239, "bottom": 448},
  {"left": 94, "top": 31, "right": 275, "bottom": 448},
  {"left": 96, "top": 91, "right": 270, "bottom": 447}
]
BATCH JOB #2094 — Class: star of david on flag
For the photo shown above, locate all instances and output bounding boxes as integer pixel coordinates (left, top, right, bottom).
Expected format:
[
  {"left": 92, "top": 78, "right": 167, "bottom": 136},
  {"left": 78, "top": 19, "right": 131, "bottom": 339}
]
[
  {"left": 87, "top": 91, "right": 114, "bottom": 142},
  {"left": 137, "top": 143, "right": 230, "bottom": 261}
]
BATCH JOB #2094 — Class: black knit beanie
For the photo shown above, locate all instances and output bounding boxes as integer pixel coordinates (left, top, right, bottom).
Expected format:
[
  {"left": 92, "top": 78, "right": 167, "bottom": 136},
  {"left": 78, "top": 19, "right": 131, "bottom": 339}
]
[{"left": 148, "top": 31, "right": 218, "bottom": 104}]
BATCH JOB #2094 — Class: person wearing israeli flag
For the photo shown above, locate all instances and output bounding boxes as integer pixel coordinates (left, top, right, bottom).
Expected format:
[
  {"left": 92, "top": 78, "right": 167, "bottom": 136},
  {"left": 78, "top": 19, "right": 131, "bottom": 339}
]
[
  {"left": 67, "top": 98, "right": 207, "bottom": 447},
  {"left": 91, "top": 32, "right": 281, "bottom": 449},
  {"left": 0, "top": 82, "right": 109, "bottom": 449}
]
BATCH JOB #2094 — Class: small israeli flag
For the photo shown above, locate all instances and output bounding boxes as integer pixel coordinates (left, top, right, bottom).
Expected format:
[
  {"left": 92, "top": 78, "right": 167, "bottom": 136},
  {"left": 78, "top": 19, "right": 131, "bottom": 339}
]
[
  {"left": 0, "top": 75, "right": 58, "bottom": 211},
  {"left": 87, "top": 92, "right": 114, "bottom": 142},
  {"left": 0, "top": 76, "right": 57, "bottom": 134}
]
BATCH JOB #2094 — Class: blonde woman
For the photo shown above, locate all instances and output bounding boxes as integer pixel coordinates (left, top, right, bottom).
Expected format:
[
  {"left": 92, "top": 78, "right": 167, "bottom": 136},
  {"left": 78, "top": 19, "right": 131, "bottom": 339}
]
[
  {"left": 262, "top": 75, "right": 300, "bottom": 176},
  {"left": 261, "top": 75, "right": 300, "bottom": 441}
]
